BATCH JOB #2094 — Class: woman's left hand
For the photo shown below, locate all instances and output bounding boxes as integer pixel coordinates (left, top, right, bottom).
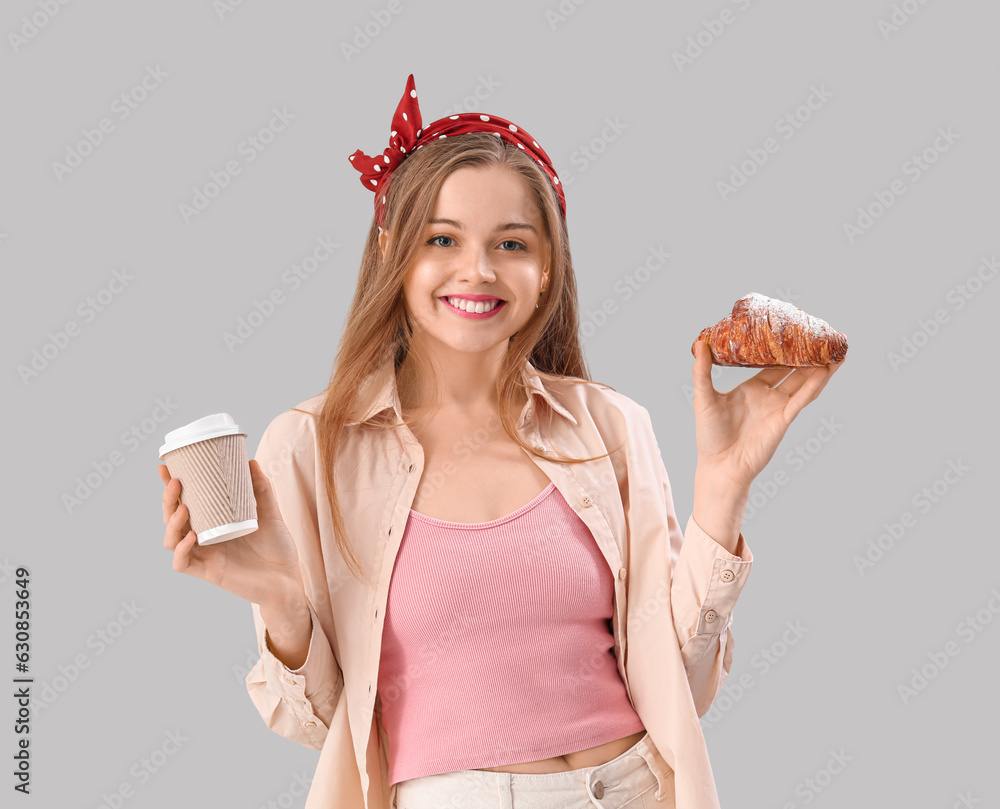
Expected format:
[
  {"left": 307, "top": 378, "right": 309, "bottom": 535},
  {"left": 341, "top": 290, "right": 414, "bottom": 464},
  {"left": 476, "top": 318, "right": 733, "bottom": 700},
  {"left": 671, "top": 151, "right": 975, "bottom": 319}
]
[{"left": 690, "top": 339, "right": 846, "bottom": 489}]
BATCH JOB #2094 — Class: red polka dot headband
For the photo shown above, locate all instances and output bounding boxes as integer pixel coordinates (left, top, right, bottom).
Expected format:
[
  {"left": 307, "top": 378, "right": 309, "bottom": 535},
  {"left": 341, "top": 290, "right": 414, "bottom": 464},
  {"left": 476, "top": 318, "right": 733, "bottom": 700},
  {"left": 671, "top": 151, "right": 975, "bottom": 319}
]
[{"left": 348, "top": 74, "right": 566, "bottom": 229}]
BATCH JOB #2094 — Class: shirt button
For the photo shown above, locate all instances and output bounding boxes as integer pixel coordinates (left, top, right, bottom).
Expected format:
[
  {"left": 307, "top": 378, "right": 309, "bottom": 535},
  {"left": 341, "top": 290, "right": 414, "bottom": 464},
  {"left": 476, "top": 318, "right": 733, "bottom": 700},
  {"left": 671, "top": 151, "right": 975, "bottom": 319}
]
[
  {"left": 303, "top": 721, "right": 317, "bottom": 728},
  {"left": 720, "top": 570, "right": 735, "bottom": 582},
  {"left": 618, "top": 567, "right": 627, "bottom": 580},
  {"left": 282, "top": 675, "right": 295, "bottom": 685},
  {"left": 705, "top": 609, "right": 718, "bottom": 623},
  {"left": 408, "top": 463, "right": 414, "bottom": 473},
  {"left": 535, "top": 444, "right": 545, "bottom": 453},
  {"left": 593, "top": 780, "right": 605, "bottom": 799},
  {"left": 580, "top": 495, "right": 592, "bottom": 507},
  {"left": 297, "top": 698, "right": 307, "bottom": 705}
]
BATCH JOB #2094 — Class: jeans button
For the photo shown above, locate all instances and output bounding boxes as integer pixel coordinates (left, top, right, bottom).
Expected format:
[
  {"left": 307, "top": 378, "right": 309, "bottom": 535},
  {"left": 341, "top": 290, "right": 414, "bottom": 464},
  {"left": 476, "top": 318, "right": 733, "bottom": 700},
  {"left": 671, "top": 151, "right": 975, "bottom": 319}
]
[{"left": 593, "top": 779, "right": 604, "bottom": 798}]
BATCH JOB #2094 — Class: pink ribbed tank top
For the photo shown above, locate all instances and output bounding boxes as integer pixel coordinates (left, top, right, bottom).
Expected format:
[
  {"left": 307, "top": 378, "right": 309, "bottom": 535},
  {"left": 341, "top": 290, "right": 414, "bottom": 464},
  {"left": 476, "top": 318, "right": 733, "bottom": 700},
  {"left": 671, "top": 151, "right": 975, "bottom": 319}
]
[{"left": 377, "top": 480, "right": 645, "bottom": 786}]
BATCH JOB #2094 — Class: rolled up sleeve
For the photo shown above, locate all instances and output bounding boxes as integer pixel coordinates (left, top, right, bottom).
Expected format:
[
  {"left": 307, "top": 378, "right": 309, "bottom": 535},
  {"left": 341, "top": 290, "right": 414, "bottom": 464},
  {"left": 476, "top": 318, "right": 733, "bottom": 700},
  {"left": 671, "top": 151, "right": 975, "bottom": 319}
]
[
  {"left": 246, "top": 598, "right": 343, "bottom": 750},
  {"left": 622, "top": 400, "right": 755, "bottom": 718},
  {"left": 670, "top": 514, "right": 753, "bottom": 716},
  {"left": 243, "top": 410, "right": 344, "bottom": 749}
]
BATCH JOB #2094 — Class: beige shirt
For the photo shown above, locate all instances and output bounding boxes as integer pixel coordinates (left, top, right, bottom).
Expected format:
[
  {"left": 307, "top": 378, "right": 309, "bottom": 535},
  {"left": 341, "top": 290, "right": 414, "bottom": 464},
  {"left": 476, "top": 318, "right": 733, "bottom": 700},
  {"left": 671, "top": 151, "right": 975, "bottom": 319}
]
[{"left": 245, "top": 356, "right": 753, "bottom": 809}]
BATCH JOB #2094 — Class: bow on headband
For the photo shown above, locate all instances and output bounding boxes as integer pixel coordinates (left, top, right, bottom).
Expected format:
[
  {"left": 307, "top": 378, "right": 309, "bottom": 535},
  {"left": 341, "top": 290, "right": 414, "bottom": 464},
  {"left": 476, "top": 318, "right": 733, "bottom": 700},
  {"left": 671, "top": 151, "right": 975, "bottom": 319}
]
[{"left": 348, "top": 74, "right": 566, "bottom": 229}]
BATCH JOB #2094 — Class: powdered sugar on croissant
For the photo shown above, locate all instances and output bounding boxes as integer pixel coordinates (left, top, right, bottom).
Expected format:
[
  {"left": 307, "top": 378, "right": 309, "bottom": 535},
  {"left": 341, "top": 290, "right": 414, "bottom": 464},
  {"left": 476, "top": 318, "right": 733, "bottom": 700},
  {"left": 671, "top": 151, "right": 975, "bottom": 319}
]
[{"left": 691, "top": 293, "right": 848, "bottom": 367}]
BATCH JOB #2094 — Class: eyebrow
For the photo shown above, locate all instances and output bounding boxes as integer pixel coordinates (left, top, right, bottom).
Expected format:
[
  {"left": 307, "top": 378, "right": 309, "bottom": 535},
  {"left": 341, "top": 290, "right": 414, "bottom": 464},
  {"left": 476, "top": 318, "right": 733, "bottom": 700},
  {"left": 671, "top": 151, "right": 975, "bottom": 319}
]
[{"left": 427, "top": 218, "right": 539, "bottom": 236}]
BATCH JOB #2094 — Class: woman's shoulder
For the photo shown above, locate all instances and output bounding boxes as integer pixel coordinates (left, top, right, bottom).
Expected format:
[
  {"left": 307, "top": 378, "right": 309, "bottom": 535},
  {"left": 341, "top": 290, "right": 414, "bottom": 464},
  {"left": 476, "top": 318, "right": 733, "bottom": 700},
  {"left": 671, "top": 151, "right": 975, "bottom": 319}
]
[
  {"left": 256, "top": 393, "right": 325, "bottom": 456},
  {"left": 539, "top": 371, "right": 651, "bottom": 429}
]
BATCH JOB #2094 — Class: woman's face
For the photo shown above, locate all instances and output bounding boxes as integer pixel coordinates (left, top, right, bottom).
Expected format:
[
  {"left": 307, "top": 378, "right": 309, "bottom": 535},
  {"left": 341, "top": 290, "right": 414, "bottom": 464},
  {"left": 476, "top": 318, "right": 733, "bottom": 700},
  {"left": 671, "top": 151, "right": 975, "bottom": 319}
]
[{"left": 385, "top": 164, "right": 550, "bottom": 360}]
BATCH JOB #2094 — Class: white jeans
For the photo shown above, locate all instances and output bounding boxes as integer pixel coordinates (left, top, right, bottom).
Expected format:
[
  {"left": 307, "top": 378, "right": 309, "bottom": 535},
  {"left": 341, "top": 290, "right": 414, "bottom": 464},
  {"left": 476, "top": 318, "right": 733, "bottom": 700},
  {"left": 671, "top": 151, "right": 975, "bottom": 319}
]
[{"left": 393, "top": 731, "right": 675, "bottom": 809}]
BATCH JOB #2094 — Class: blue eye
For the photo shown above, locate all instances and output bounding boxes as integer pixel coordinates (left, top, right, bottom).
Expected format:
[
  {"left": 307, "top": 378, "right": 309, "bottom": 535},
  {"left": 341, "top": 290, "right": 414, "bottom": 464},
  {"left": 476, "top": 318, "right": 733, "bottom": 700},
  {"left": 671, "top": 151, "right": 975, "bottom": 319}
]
[{"left": 425, "top": 236, "right": 526, "bottom": 251}]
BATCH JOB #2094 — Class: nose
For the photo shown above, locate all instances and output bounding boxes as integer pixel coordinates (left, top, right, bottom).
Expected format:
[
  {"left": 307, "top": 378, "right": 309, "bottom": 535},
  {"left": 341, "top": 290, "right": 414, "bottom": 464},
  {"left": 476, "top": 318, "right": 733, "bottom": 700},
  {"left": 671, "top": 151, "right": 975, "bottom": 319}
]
[{"left": 454, "top": 245, "right": 497, "bottom": 284}]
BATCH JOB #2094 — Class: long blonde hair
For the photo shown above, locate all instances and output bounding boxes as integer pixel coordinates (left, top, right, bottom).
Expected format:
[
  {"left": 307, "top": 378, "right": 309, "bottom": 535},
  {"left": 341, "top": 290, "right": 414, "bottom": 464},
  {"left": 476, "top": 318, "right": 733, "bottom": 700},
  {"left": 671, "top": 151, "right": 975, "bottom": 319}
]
[{"left": 296, "top": 132, "right": 622, "bottom": 587}]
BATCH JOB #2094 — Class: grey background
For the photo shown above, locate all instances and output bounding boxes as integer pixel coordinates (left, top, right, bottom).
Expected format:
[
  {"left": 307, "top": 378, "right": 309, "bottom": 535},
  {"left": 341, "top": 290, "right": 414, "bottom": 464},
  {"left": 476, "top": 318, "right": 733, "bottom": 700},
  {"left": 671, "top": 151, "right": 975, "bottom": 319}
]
[{"left": 3, "top": 1, "right": 998, "bottom": 806}]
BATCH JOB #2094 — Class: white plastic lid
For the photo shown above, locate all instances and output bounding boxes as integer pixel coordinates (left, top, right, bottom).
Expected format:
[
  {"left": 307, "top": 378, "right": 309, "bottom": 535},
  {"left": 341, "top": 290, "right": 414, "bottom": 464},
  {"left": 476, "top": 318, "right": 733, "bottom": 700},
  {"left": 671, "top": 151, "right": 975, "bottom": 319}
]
[{"left": 159, "top": 413, "right": 245, "bottom": 458}]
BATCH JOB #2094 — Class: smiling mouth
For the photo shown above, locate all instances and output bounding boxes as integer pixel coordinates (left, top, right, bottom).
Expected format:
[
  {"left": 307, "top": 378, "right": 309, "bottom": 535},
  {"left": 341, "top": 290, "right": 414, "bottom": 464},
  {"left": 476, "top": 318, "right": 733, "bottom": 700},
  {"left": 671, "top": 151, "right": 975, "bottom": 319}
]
[{"left": 440, "top": 296, "right": 505, "bottom": 314}]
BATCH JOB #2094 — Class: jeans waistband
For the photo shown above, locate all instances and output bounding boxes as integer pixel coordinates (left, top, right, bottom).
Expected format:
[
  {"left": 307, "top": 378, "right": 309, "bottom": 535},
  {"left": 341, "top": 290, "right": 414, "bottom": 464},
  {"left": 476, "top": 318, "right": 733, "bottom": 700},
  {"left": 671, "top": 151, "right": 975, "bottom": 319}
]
[{"left": 394, "top": 730, "right": 673, "bottom": 807}]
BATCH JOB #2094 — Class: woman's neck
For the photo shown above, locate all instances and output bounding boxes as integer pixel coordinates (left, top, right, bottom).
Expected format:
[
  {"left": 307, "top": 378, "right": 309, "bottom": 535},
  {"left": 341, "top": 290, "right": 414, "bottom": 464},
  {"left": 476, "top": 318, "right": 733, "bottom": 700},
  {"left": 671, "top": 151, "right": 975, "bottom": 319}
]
[{"left": 396, "top": 350, "right": 526, "bottom": 422}]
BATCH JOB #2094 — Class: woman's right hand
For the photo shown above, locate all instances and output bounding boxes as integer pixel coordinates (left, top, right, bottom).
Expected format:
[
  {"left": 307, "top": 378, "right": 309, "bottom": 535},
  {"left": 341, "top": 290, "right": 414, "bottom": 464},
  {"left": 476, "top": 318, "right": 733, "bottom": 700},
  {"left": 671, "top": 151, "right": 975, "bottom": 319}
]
[{"left": 158, "top": 459, "right": 305, "bottom": 610}]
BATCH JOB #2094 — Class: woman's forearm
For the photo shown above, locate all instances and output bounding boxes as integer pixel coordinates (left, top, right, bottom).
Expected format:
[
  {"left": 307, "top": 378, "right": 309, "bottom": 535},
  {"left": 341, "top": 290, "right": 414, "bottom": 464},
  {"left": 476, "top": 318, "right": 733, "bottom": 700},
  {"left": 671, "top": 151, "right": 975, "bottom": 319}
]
[
  {"left": 260, "top": 591, "right": 313, "bottom": 671},
  {"left": 691, "top": 462, "right": 751, "bottom": 555}
]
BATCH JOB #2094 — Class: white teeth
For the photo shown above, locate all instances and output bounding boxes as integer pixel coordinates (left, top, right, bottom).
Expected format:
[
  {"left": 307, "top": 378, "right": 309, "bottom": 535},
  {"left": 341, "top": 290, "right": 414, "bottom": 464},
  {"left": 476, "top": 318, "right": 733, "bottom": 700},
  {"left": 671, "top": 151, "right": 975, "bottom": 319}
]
[{"left": 446, "top": 296, "right": 499, "bottom": 313}]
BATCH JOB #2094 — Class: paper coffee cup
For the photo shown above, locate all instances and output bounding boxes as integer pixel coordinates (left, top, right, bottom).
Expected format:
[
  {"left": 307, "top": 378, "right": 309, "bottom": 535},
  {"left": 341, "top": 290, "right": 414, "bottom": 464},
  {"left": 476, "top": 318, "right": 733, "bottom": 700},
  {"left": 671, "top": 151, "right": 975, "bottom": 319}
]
[{"left": 158, "top": 413, "right": 258, "bottom": 545}]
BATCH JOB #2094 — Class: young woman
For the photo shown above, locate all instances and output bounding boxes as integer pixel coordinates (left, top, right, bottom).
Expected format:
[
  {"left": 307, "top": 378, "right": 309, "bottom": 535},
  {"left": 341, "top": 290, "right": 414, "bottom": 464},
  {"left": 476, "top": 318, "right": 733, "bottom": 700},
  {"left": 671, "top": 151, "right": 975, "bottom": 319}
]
[{"left": 157, "top": 75, "right": 844, "bottom": 809}]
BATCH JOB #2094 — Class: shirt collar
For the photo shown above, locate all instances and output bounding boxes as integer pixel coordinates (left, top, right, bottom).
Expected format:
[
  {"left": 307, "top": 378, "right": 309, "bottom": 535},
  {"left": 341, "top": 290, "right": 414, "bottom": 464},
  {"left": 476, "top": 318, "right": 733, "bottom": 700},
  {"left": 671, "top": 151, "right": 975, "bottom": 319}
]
[{"left": 345, "top": 356, "right": 579, "bottom": 427}]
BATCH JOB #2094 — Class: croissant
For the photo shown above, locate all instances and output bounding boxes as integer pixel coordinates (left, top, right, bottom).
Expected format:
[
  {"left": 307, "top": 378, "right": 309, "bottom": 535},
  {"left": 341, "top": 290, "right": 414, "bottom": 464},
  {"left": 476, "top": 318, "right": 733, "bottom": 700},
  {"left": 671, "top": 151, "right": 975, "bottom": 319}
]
[{"left": 691, "top": 293, "right": 848, "bottom": 368}]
